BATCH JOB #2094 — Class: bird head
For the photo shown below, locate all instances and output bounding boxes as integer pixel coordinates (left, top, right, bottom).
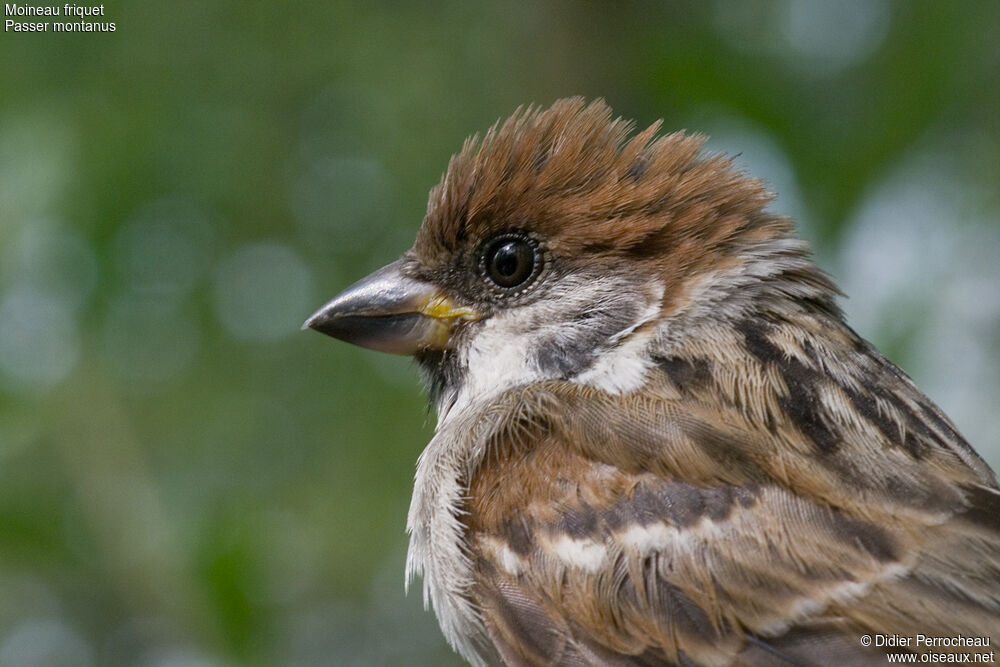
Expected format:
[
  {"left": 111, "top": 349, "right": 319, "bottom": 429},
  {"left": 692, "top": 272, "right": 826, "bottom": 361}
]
[{"left": 305, "top": 98, "right": 837, "bottom": 416}]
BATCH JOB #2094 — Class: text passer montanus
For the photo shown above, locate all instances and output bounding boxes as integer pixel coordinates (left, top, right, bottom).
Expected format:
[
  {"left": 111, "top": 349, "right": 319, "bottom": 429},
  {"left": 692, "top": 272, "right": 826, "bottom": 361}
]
[{"left": 305, "top": 99, "right": 999, "bottom": 666}]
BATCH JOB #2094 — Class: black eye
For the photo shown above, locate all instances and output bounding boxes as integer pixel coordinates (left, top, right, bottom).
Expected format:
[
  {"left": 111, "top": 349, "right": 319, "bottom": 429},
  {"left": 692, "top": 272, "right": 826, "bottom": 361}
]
[{"left": 481, "top": 234, "right": 539, "bottom": 290}]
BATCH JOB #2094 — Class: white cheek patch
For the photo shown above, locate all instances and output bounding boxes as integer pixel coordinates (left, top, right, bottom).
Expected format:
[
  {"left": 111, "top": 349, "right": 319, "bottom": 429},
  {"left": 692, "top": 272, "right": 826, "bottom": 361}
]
[
  {"left": 448, "top": 320, "right": 544, "bottom": 420},
  {"left": 440, "top": 278, "right": 665, "bottom": 421},
  {"left": 441, "top": 276, "right": 623, "bottom": 419}
]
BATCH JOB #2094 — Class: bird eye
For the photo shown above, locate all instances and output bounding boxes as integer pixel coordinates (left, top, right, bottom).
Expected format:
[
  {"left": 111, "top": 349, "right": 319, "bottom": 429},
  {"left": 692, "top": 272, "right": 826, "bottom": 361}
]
[{"left": 481, "top": 233, "right": 540, "bottom": 290}]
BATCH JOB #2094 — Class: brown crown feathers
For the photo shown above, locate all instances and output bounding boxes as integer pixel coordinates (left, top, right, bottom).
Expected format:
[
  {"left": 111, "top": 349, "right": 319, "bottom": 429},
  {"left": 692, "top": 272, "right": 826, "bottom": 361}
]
[{"left": 412, "top": 99, "right": 836, "bottom": 321}]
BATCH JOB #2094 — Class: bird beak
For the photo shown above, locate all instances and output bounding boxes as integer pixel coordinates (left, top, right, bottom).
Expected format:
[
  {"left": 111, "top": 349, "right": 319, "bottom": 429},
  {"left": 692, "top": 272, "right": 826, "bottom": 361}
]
[{"left": 303, "top": 259, "right": 478, "bottom": 355}]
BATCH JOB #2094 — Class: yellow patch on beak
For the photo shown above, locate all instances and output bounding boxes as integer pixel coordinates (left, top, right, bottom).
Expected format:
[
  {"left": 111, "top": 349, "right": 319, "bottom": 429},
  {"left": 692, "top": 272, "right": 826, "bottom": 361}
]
[{"left": 420, "top": 294, "right": 480, "bottom": 323}]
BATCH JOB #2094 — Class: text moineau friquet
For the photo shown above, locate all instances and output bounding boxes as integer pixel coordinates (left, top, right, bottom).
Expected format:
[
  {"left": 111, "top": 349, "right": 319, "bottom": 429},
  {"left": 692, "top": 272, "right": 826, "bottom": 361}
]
[{"left": 5, "top": 3, "right": 115, "bottom": 32}]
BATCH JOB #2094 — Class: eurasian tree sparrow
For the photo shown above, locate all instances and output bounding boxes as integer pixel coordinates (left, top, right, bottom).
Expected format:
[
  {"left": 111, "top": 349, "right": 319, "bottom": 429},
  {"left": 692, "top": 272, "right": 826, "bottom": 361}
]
[{"left": 305, "top": 99, "right": 999, "bottom": 666}]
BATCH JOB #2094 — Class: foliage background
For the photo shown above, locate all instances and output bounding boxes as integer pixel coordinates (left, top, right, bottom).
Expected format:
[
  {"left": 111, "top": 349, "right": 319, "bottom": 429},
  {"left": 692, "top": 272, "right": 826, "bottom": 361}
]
[{"left": 1, "top": 1, "right": 998, "bottom": 665}]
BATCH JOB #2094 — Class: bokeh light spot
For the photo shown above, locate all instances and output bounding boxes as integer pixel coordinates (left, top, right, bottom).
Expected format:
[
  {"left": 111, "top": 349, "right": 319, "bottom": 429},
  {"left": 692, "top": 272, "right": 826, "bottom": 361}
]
[
  {"left": 289, "top": 156, "right": 393, "bottom": 255},
  {"left": 3, "top": 220, "right": 98, "bottom": 312},
  {"left": 101, "top": 294, "right": 201, "bottom": 386},
  {"left": 0, "top": 287, "right": 80, "bottom": 391},
  {"left": 138, "top": 646, "right": 222, "bottom": 667},
  {"left": 0, "top": 619, "right": 93, "bottom": 667},
  {"left": 0, "top": 112, "right": 76, "bottom": 229},
  {"left": 212, "top": 243, "right": 315, "bottom": 342},
  {"left": 713, "top": 0, "right": 891, "bottom": 77},
  {"left": 782, "top": 0, "right": 890, "bottom": 75},
  {"left": 115, "top": 198, "right": 216, "bottom": 298}
]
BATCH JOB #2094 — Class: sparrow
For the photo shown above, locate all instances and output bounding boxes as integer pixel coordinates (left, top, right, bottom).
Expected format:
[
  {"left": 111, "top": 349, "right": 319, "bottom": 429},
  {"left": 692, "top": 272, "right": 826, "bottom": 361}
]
[{"left": 304, "top": 98, "right": 1000, "bottom": 666}]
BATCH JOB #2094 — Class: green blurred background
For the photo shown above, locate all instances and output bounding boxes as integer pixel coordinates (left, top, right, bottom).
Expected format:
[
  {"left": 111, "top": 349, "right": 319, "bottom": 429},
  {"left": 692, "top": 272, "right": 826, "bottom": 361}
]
[{"left": 1, "top": 1, "right": 998, "bottom": 665}]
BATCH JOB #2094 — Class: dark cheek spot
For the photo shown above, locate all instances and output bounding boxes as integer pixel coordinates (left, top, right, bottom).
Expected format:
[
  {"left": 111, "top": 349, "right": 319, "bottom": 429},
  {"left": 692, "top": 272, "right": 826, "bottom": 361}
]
[
  {"left": 533, "top": 301, "right": 643, "bottom": 380},
  {"left": 535, "top": 342, "right": 596, "bottom": 380}
]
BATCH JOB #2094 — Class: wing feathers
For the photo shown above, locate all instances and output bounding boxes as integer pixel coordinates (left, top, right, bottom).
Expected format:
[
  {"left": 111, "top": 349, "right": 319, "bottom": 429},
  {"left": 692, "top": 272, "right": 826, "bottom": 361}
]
[{"left": 462, "top": 322, "right": 999, "bottom": 664}]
